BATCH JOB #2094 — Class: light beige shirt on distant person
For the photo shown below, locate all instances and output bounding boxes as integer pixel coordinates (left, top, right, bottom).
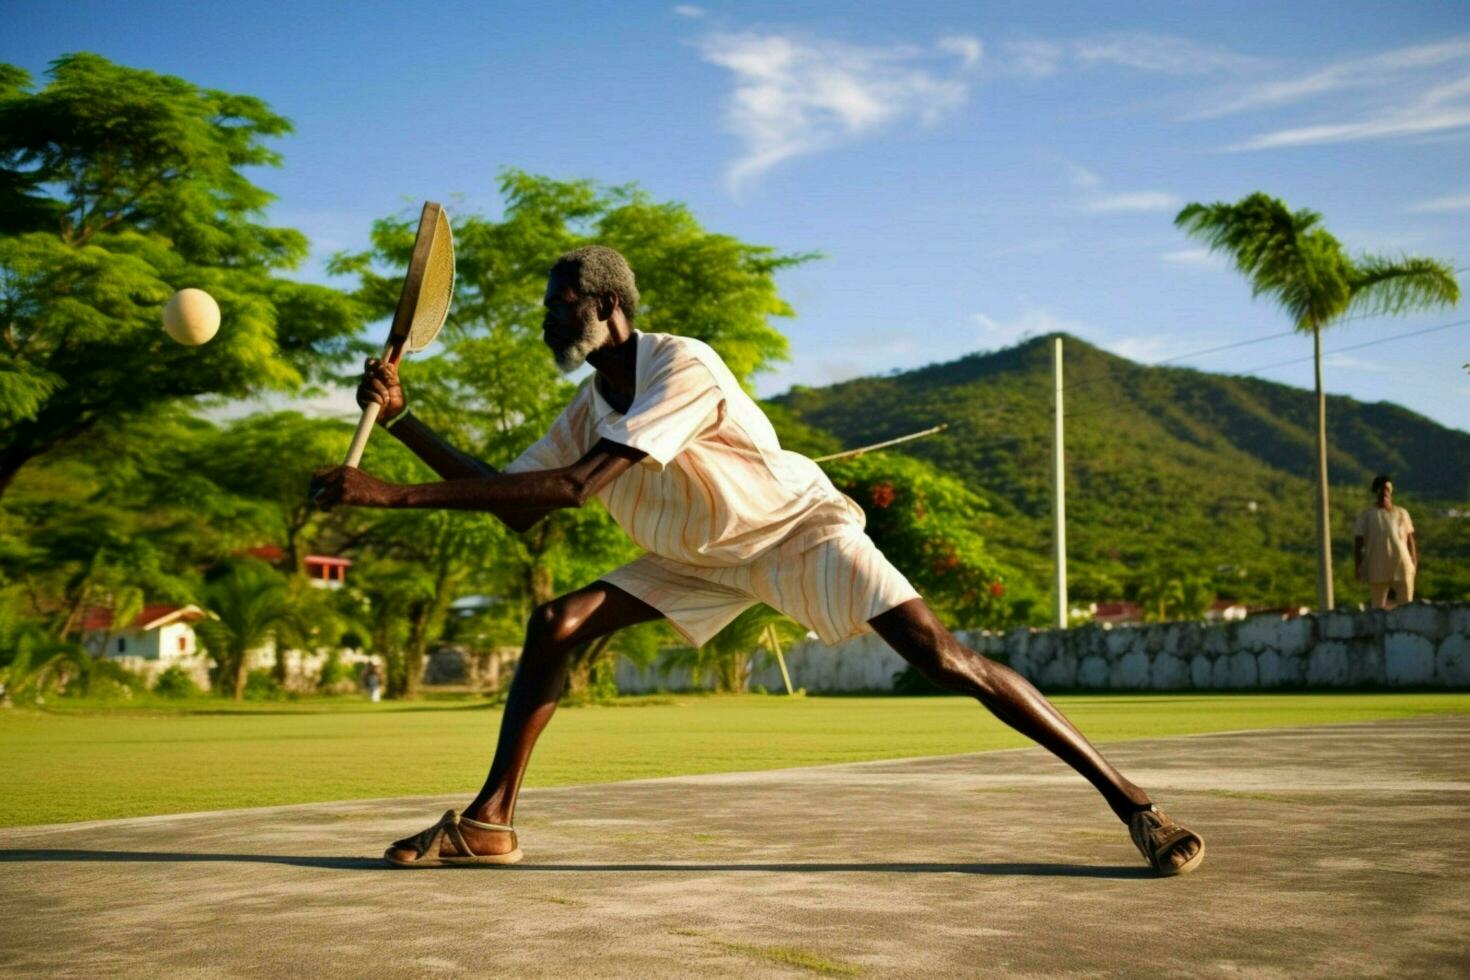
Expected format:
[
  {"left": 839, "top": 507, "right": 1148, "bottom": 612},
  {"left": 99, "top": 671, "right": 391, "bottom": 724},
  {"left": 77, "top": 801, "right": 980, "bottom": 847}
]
[
  {"left": 506, "top": 331, "right": 866, "bottom": 567},
  {"left": 1354, "top": 505, "right": 1415, "bottom": 583}
]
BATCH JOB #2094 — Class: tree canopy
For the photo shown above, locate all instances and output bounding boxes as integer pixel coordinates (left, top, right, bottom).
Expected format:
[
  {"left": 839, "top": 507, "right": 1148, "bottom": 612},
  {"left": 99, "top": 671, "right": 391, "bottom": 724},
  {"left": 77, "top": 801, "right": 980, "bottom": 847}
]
[{"left": 0, "top": 53, "right": 370, "bottom": 496}]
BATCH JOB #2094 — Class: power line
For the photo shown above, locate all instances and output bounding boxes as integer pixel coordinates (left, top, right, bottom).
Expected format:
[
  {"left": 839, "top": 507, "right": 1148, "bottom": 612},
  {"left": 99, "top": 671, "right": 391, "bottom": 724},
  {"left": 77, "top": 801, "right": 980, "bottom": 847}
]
[
  {"left": 1059, "top": 327, "right": 1300, "bottom": 395},
  {"left": 1059, "top": 263, "right": 1466, "bottom": 394},
  {"left": 1062, "top": 314, "right": 1470, "bottom": 422},
  {"left": 1236, "top": 316, "right": 1470, "bottom": 376},
  {"left": 1062, "top": 301, "right": 1463, "bottom": 394},
  {"left": 1145, "top": 329, "right": 1299, "bottom": 367}
]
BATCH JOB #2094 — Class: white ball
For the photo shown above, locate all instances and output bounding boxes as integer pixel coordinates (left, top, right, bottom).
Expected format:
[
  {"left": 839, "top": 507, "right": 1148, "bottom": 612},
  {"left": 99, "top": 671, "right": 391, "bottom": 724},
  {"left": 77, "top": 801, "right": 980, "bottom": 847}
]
[{"left": 163, "top": 288, "right": 221, "bottom": 346}]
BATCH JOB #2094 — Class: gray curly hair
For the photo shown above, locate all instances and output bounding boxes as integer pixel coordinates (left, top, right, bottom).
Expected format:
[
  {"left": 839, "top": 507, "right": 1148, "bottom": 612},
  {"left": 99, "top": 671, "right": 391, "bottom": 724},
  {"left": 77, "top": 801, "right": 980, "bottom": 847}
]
[{"left": 550, "top": 245, "right": 640, "bottom": 321}]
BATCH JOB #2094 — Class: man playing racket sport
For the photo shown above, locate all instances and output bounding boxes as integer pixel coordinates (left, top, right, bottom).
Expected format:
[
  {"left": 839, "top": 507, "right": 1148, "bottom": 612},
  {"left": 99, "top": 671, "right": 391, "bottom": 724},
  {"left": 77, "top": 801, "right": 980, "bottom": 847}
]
[{"left": 309, "top": 246, "right": 1205, "bottom": 875}]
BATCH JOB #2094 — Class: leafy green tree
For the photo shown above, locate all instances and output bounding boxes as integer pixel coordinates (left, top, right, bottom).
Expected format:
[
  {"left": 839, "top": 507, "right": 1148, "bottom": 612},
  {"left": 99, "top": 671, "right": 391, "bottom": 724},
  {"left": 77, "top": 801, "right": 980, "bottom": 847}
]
[
  {"left": 310, "top": 436, "right": 514, "bottom": 698},
  {"left": 152, "top": 664, "right": 200, "bottom": 699},
  {"left": 351, "top": 509, "right": 506, "bottom": 698},
  {"left": 0, "top": 54, "right": 369, "bottom": 497},
  {"left": 1133, "top": 564, "right": 1215, "bottom": 622},
  {"left": 201, "top": 411, "right": 353, "bottom": 575},
  {"left": 1, "top": 409, "right": 264, "bottom": 637},
  {"left": 1175, "top": 573, "right": 1216, "bottom": 622},
  {"left": 1176, "top": 193, "right": 1459, "bottom": 609},
  {"left": 0, "top": 642, "right": 140, "bottom": 703},
  {"left": 346, "top": 558, "right": 432, "bottom": 699},
  {"left": 195, "top": 559, "right": 304, "bottom": 700},
  {"left": 1134, "top": 568, "right": 1182, "bottom": 622},
  {"left": 0, "top": 598, "right": 141, "bottom": 703}
]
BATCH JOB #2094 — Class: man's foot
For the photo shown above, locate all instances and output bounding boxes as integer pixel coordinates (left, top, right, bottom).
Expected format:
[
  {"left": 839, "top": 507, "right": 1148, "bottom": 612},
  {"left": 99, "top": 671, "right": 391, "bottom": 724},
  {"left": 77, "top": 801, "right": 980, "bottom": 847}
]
[
  {"left": 383, "top": 808, "right": 522, "bottom": 867},
  {"left": 1128, "top": 804, "right": 1205, "bottom": 876}
]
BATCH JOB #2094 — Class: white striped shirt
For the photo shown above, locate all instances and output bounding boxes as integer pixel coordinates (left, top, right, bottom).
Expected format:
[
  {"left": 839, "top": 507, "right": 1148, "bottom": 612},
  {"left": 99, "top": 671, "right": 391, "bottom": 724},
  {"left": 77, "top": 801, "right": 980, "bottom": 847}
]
[{"left": 505, "top": 331, "right": 865, "bottom": 567}]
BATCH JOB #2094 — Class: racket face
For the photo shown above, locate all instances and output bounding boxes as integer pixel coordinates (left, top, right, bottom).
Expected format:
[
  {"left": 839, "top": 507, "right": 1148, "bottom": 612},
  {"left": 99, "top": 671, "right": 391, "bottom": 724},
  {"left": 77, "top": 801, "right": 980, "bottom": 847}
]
[
  {"left": 386, "top": 202, "right": 455, "bottom": 356},
  {"left": 407, "top": 206, "right": 454, "bottom": 352}
]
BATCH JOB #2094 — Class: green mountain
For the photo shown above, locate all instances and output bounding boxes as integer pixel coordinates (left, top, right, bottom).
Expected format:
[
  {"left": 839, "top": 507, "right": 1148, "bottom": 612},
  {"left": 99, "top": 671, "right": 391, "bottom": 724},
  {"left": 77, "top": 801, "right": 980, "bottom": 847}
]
[{"left": 769, "top": 334, "right": 1469, "bottom": 609}]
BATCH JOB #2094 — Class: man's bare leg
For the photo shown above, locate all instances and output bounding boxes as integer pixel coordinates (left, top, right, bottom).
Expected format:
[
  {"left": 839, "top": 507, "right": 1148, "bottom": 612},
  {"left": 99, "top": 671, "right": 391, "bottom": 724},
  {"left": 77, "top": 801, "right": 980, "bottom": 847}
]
[
  {"left": 386, "top": 582, "right": 661, "bottom": 862},
  {"left": 869, "top": 598, "right": 1200, "bottom": 870}
]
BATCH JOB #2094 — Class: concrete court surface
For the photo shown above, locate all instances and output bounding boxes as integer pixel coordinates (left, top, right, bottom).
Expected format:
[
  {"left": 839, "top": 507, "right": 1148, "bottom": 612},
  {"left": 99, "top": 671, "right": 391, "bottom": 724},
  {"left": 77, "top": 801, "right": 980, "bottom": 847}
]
[{"left": 2, "top": 716, "right": 1468, "bottom": 979}]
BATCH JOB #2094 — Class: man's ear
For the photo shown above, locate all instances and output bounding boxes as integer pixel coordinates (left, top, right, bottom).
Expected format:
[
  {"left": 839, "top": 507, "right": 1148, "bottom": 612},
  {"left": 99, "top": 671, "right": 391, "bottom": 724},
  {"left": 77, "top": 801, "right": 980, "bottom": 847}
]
[{"left": 599, "top": 292, "right": 619, "bottom": 321}]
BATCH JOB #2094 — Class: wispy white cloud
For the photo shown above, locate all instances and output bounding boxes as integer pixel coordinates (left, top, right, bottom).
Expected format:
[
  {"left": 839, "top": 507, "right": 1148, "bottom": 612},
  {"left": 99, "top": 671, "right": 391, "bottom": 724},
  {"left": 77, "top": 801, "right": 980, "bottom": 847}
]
[
  {"left": 995, "top": 39, "right": 1063, "bottom": 78},
  {"left": 973, "top": 308, "right": 1086, "bottom": 348},
  {"left": 1068, "top": 163, "right": 1102, "bottom": 190},
  {"left": 698, "top": 32, "right": 978, "bottom": 191},
  {"left": 1072, "top": 32, "right": 1261, "bottom": 76},
  {"left": 992, "top": 33, "right": 1255, "bottom": 79},
  {"left": 1325, "top": 354, "right": 1394, "bottom": 374},
  {"left": 939, "top": 35, "right": 983, "bottom": 70},
  {"left": 1061, "top": 161, "right": 1178, "bottom": 215},
  {"left": 1106, "top": 334, "right": 1199, "bottom": 363},
  {"left": 1160, "top": 248, "right": 1222, "bottom": 266},
  {"left": 1196, "top": 36, "right": 1470, "bottom": 119},
  {"left": 1408, "top": 190, "right": 1470, "bottom": 213},
  {"left": 672, "top": 4, "right": 704, "bottom": 18},
  {"left": 1212, "top": 37, "right": 1470, "bottom": 150},
  {"left": 1229, "top": 81, "right": 1470, "bottom": 150},
  {"left": 1083, "top": 191, "right": 1182, "bottom": 213}
]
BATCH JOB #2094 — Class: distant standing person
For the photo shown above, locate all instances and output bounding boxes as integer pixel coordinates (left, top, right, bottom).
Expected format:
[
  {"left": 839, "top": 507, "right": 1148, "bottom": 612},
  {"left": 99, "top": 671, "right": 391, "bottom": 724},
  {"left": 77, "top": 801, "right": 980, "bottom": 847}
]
[
  {"left": 1354, "top": 475, "right": 1417, "bottom": 609},
  {"left": 363, "top": 662, "right": 383, "bottom": 703}
]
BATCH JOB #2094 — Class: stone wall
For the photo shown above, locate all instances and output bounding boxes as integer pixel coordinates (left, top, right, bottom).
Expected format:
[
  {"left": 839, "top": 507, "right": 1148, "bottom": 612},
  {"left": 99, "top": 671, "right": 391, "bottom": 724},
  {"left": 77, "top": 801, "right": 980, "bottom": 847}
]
[{"left": 614, "top": 602, "right": 1470, "bottom": 694}]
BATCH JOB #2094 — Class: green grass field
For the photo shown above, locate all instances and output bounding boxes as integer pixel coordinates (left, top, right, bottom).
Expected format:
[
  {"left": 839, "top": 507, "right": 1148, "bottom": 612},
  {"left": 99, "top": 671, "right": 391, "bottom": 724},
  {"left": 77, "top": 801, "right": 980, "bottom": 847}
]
[{"left": 3, "top": 691, "right": 1468, "bottom": 827}]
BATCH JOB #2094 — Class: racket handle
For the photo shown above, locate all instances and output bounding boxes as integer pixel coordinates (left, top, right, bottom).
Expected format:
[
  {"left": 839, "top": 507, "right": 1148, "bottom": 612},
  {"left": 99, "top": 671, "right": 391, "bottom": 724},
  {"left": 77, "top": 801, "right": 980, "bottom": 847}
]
[{"left": 344, "top": 400, "right": 381, "bottom": 468}]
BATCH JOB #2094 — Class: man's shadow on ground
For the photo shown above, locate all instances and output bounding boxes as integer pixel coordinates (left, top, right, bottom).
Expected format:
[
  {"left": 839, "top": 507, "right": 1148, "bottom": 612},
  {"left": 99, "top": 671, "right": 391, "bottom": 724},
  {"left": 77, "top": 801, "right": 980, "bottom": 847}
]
[{"left": 0, "top": 849, "right": 1151, "bottom": 878}]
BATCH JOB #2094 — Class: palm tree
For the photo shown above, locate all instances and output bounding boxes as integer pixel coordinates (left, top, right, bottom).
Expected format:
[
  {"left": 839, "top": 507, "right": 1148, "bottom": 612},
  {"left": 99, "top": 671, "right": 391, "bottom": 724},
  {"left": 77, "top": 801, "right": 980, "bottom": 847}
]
[
  {"left": 1175, "top": 194, "right": 1459, "bottom": 610},
  {"left": 0, "top": 608, "right": 141, "bottom": 705},
  {"left": 1135, "top": 567, "right": 1185, "bottom": 622},
  {"left": 666, "top": 606, "right": 806, "bottom": 693},
  {"left": 196, "top": 560, "right": 304, "bottom": 700}
]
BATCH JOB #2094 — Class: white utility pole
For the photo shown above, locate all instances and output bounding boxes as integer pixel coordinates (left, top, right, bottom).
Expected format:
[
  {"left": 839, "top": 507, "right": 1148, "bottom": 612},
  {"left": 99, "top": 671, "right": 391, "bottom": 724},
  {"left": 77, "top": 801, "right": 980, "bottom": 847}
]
[{"left": 1052, "top": 337, "right": 1068, "bottom": 629}]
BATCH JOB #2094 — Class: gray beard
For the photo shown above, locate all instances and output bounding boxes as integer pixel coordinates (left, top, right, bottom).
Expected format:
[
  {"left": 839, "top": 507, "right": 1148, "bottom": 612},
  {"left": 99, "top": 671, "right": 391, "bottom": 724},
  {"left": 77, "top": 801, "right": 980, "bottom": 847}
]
[{"left": 550, "top": 315, "right": 610, "bottom": 374}]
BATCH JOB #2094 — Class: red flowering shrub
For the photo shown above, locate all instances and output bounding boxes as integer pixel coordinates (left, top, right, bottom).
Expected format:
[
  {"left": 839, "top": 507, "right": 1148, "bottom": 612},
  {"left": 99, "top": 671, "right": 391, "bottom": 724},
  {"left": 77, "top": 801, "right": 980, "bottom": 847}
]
[{"left": 823, "top": 454, "right": 1031, "bottom": 629}]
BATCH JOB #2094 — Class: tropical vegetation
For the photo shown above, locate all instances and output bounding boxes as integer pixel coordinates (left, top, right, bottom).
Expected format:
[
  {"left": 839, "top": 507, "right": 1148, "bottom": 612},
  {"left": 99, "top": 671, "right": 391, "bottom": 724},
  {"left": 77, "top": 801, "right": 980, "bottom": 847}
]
[
  {"left": 2, "top": 55, "right": 1463, "bottom": 707},
  {"left": 1175, "top": 193, "right": 1459, "bottom": 609}
]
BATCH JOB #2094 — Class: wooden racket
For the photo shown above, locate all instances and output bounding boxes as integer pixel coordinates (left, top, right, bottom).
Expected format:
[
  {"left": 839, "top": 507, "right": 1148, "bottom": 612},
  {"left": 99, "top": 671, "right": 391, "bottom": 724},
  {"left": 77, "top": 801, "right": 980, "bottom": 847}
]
[{"left": 342, "top": 201, "right": 454, "bottom": 468}]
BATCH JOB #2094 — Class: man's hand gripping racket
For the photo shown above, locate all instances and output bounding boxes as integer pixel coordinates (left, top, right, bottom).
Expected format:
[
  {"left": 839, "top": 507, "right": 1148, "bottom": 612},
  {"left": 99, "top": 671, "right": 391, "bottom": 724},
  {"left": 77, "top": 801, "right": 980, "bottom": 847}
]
[{"left": 311, "top": 201, "right": 454, "bottom": 509}]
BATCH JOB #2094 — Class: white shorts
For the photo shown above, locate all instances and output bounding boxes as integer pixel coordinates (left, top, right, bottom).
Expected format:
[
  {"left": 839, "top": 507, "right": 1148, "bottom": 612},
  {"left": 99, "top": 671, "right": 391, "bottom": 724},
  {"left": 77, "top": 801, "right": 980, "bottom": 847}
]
[{"left": 600, "top": 528, "right": 919, "bottom": 647}]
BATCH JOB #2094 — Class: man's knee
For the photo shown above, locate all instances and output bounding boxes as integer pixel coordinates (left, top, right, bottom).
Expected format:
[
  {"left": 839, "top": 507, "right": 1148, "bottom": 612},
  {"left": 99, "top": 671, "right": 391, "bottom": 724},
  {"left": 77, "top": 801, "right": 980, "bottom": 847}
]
[
  {"left": 525, "top": 597, "right": 585, "bottom": 651},
  {"left": 932, "top": 639, "right": 1001, "bottom": 695},
  {"left": 899, "top": 631, "right": 995, "bottom": 696},
  {"left": 873, "top": 599, "right": 990, "bottom": 691}
]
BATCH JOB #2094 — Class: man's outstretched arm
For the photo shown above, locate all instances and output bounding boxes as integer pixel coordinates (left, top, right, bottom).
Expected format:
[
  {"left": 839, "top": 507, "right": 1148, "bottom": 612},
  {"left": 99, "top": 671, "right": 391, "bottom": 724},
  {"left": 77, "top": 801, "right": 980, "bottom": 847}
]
[
  {"left": 310, "top": 439, "right": 645, "bottom": 532},
  {"left": 356, "top": 357, "right": 495, "bottom": 481},
  {"left": 387, "top": 412, "right": 498, "bottom": 481},
  {"left": 365, "top": 412, "right": 572, "bottom": 531},
  {"left": 346, "top": 356, "right": 587, "bottom": 532}
]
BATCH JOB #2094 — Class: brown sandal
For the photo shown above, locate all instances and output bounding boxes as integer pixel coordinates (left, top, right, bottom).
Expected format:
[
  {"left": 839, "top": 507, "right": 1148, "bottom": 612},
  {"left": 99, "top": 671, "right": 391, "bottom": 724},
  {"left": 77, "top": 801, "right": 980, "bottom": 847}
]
[
  {"left": 384, "top": 809, "right": 524, "bottom": 868},
  {"left": 1129, "top": 804, "right": 1205, "bottom": 876}
]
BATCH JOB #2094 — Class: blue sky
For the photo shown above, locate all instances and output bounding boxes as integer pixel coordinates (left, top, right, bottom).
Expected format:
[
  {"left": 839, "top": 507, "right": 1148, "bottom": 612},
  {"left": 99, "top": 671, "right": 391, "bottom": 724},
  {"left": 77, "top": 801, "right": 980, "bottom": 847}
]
[{"left": 9, "top": 0, "right": 1470, "bottom": 434}]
